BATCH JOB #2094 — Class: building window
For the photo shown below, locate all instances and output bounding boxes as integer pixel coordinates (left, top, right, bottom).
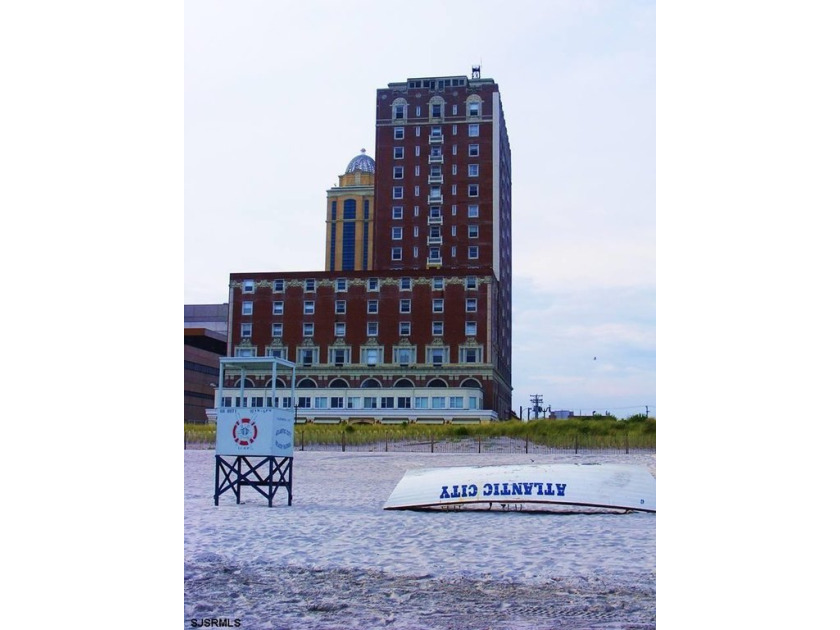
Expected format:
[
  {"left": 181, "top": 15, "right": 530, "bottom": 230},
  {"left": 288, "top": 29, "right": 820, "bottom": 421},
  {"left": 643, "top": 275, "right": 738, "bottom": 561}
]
[
  {"left": 468, "top": 124, "right": 479, "bottom": 137},
  {"left": 368, "top": 277, "right": 379, "bottom": 291},
  {"left": 392, "top": 227, "right": 403, "bottom": 240},
  {"left": 399, "top": 299, "right": 411, "bottom": 313},
  {"left": 305, "top": 278, "right": 316, "bottom": 292},
  {"left": 391, "top": 247, "right": 402, "bottom": 261},
  {"left": 367, "top": 321, "right": 378, "bottom": 336},
  {"left": 460, "top": 347, "right": 482, "bottom": 363},
  {"left": 297, "top": 397, "right": 311, "bottom": 409},
  {"left": 414, "top": 185, "right": 420, "bottom": 197},
  {"left": 393, "top": 186, "right": 404, "bottom": 199},
  {"left": 397, "top": 397, "right": 411, "bottom": 409},
  {"left": 430, "top": 126, "right": 442, "bottom": 138},
  {"left": 465, "top": 321, "right": 477, "bottom": 336},
  {"left": 380, "top": 397, "right": 395, "bottom": 409},
  {"left": 432, "top": 321, "right": 443, "bottom": 336},
  {"left": 347, "top": 396, "right": 360, "bottom": 409},
  {"left": 450, "top": 397, "right": 464, "bottom": 409},
  {"left": 270, "top": 301, "right": 283, "bottom": 315},
  {"left": 468, "top": 225, "right": 479, "bottom": 238},
  {"left": 242, "top": 280, "right": 255, "bottom": 293},
  {"left": 468, "top": 246, "right": 479, "bottom": 259},
  {"left": 273, "top": 279, "right": 285, "bottom": 292},
  {"left": 468, "top": 144, "right": 479, "bottom": 157},
  {"left": 363, "top": 397, "right": 377, "bottom": 409},
  {"left": 303, "top": 322, "right": 314, "bottom": 337},
  {"left": 432, "top": 396, "right": 446, "bottom": 409},
  {"left": 235, "top": 347, "right": 255, "bottom": 358},
  {"left": 297, "top": 348, "right": 318, "bottom": 366},
  {"left": 466, "top": 298, "right": 478, "bottom": 312},
  {"left": 241, "top": 323, "right": 252, "bottom": 338},
  {"left": 429, "top": 206, "right": 441, "bottom": 219},
  {"left": 303, "top": 301, "right": 315, "bottom": 315},
  {"left": 365, "top": 348, "right": 382, "bottom": 365},
  {"left": 367, "top": 300, "right": 379, "bottom": 314},
  {"left": 331, "top": 397, "right": 344, "bottom": 409},
  {"left": 468, "top": 184, "right": 479, "bottom": 197},
  {"left": 335, "top": 322, "right": 346, "bottom": 337},
  {"left": 466, "top": 276, "right": 477, "bottom": 289},
  {"left": 393, "top": 103, "right": 405, "bottom": 120},
  {"left": 414, "top": 397, "right": 428, "bottom": 409},
  {"left": 394, "top": 126, "right": 404, "bottom": 140},
  {"left": 392, "top": 206, "right": 403, "bottom": 219},
  {"left": 267, "top": 348, "right": 287, "bottom": 360},
  {"left": 335, "top": 278, "right": 347, "bottom": 292},
  {"left": 468, "top": 164, "right": 479, "bottom": 177},
  {"left": 432, "top": 277, "right": 444, "bottom": 290},
  {"left": 400, "top": 277, "right": 411, "bottom": 290},
  {"left": 242, "top": 301, "right": 253, "bottom": 316},
  {"left": 272, "top": 323, "right": 283, "bottom": 337},
  {"left": 468, "top": 101, "right": 480, "bottom": 117},
  {"left": 335, "top": 300, "right": 346, "bottom": 314},
  {"left": 399, "top": 321, "right": 411, "bottom": 336},
  {"left": 429, "top": 247, "right": 441, "bottom": 262},
  {"left": 393, "top": 166, "right": 404, "bottom": 179},
  {"left": 431, "top": 103, "right": 442, "bottom": 118},
  {"left": 330, "top": 347, "right": 348, "bottom": 366},
  {"left": 468, "top": 204, "right": 479, "bottom": 218},
  {"left": 432, "top": 299, "right": 444, "bottom": 313},
  {"left": 394, "top": 146, "right": 404, "bottom": 159}
]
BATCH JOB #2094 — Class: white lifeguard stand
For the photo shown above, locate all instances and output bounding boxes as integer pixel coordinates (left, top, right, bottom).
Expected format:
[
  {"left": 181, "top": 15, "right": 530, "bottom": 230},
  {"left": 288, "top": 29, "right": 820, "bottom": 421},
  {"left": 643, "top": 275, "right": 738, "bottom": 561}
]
[{"left": 213, "top": 357, "right": 296, "bottom": 507}]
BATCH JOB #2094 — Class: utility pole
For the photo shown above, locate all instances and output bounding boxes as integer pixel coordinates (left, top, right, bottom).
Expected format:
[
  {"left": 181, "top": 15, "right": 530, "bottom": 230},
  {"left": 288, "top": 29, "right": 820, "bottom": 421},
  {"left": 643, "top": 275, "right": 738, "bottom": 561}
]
[{"left": 529, "top": 394, "right": 544, "bottom": 419}]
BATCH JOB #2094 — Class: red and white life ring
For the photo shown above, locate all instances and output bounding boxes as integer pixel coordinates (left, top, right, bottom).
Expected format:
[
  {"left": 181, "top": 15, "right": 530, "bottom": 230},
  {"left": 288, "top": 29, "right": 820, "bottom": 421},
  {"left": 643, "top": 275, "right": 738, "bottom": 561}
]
[{"left": 232, "top": 417, "right": 258, "bottom": 446}]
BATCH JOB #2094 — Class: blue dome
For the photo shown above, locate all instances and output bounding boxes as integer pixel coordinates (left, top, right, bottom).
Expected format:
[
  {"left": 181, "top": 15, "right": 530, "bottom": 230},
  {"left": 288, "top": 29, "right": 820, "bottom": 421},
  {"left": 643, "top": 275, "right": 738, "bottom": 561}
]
[{"left": 346, "top": 149, "right": 375, "bottom": 174}]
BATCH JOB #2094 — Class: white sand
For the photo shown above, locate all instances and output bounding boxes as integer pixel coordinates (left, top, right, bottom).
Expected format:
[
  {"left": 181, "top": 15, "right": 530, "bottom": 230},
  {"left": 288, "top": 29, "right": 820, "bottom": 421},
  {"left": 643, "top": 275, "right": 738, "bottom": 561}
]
[{"left": 185, "top": 449, "right": 656, "bottom": 629}]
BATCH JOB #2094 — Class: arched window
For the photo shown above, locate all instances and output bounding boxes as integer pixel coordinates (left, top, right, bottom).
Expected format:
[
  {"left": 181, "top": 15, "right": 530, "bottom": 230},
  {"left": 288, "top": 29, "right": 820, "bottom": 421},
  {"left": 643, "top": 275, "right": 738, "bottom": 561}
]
[
  {"left": 460, "top": 378, "right": 482, "bottom": 389},
  {"left": 392, "top": 98, "right": 408, "bottom": 121},
  {"left": 265, "top": 378, "right": 286, "bottom": 388},
  {"left": 329, "top": 378, "right": 350, "bottom": 388},
  {"left": 394, "top": 378, "right": 414, "bottom": 388},
  {"left": 427, "top": 378, "right": 448, "bottom": 388},
  {"left": 297, "top": 378, "right": 317, "bottom": 388},
  {"left": 234, "top": 378, "right": 256, "bottom": 389},
  {"left": 360, "top": 378, "right": 382, "bottom": 388}
]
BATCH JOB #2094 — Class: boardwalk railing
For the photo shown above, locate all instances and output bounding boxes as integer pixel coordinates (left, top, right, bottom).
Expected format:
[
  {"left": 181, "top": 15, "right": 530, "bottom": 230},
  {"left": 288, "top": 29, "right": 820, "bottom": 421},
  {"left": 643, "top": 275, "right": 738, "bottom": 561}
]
[{"left": 186, "top": 432, "right": 655, "bottom": 455}]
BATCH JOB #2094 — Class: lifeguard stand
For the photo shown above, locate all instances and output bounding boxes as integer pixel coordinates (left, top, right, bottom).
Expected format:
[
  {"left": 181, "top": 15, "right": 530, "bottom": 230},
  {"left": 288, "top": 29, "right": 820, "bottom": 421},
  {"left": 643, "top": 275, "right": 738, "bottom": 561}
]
[{"left": 213, "top": 357, "right": 296, "bottom": 507}]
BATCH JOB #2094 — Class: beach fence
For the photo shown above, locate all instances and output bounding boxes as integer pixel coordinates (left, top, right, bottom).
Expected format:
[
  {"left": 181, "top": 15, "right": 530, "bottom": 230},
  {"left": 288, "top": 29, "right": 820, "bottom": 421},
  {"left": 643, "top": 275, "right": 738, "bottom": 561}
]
[{"left": 186, "top": 429, "right": 655, "bottom": 455}]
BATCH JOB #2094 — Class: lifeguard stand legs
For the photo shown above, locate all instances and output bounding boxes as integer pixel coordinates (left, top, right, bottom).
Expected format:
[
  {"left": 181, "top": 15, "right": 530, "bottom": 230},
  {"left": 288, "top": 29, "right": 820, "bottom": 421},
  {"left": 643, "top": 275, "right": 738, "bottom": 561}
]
[{"left": 214, "top": 455, "right": 293, "bottom": 507}]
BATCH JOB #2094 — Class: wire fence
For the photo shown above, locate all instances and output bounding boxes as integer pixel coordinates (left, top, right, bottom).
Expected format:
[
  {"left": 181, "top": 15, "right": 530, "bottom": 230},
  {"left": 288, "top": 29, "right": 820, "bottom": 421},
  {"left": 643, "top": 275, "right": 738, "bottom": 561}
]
[{"left": 186, "top": 432, "right": 655, "bottom": 455}]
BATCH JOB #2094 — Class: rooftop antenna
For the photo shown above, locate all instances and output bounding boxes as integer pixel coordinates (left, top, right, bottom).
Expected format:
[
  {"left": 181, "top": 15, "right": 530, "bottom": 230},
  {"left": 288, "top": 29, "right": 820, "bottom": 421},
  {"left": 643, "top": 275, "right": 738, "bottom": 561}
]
[{"left": 472, "top": 64, "right": 481, "bottom": 79}]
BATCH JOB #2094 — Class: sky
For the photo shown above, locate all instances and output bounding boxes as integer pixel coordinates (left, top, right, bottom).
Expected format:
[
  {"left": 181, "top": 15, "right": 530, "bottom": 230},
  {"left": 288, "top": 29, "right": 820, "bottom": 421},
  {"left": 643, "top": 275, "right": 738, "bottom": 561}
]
[{"left": 184, "top": 0, "right": 656, "bottom": 419}]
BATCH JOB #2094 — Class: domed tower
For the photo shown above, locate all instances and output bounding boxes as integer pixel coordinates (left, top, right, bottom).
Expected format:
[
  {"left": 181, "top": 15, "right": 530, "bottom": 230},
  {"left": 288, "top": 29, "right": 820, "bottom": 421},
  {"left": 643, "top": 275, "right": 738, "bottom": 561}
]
[{"left": 325, "top": 149, "right": 376, "bottom": 271}]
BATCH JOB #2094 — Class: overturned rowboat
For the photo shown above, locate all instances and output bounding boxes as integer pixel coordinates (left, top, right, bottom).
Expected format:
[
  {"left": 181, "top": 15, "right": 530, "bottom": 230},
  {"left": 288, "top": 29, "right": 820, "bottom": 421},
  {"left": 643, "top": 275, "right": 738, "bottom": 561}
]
[{"left": 383, "top": 463, "right": 655, "bottom": 513}]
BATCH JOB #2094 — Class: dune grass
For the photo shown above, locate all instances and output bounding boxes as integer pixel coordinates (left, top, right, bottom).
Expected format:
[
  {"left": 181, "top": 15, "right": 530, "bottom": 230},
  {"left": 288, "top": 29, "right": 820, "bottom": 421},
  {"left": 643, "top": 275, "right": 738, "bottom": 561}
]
[{"left": 185, "top": 415, "right": 655, "bottom": 450}]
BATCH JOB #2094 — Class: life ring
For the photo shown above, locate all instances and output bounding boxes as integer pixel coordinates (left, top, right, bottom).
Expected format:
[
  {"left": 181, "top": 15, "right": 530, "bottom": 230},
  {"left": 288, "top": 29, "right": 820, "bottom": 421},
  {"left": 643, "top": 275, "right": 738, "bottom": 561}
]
[{"left": 232, "top": 417, "right": 258, "bottom": 446}]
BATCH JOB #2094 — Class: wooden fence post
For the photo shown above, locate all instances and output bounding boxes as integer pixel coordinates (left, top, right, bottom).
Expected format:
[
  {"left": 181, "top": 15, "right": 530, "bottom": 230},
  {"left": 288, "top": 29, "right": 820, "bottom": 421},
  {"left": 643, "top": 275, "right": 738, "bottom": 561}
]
[
  {"left": 525, "top": 435, "right": 529, "bottom": 455},
  {"left": 431, "top": 433, "right": 435, "bottom": 453},
  {"left": 342, "top": 430, "right": 346, "bottom": 452},
  {"left": 477, "top": 435, "right": 481, "bottom": 453}
]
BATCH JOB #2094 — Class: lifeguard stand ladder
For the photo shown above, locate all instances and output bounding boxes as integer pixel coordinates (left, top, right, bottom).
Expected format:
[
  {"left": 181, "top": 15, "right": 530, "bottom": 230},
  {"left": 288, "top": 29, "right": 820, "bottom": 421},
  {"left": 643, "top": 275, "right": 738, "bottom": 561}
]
[{"left": 212, "top": 357, "right": 296, "bottom": 507}]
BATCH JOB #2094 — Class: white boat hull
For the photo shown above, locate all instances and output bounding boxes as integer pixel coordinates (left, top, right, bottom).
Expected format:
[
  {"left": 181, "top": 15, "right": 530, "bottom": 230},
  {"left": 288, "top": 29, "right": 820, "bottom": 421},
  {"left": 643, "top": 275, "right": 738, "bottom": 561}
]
[{"left": 383, "top": 463, "right": 655, "bottom": 513}]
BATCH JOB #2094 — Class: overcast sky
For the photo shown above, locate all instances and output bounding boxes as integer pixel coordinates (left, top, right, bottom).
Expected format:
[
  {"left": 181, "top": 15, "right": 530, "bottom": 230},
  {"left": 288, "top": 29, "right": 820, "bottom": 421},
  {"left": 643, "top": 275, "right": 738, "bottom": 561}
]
[{"left": 185, "top": 0, "right": 656, "bottom": 419}]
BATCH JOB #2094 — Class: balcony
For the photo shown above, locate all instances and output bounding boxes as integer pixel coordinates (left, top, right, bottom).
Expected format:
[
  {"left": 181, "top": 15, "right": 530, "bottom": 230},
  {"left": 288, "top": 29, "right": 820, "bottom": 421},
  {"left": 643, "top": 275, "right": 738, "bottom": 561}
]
[
  {"left": 426, "top": 257, "right": 443, "bottom": 267},
  {"left": 428, "top": 154, "right": 444, "bottom": 164},
  {"left": 427, "top": 175, "right": 443, "bottom": 184},
  {"left": 428, "top": 194, "right": 444, "bottom": 205},
  {"left": 427, "top": 214, "right": 443, "bottom": 225},
  {"left": 427, "top": 235, "right": 442, "bottom": 245},
  {"left": 429, "top": 134, "right": 443, "bottom": 144}
]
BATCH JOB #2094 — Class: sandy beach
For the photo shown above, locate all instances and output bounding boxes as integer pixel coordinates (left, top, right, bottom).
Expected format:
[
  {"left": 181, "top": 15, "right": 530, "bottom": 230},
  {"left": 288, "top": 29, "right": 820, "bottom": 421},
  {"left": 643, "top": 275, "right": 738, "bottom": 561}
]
[{"left": 185, "top": 449, "right": 656, "bottom": 629}]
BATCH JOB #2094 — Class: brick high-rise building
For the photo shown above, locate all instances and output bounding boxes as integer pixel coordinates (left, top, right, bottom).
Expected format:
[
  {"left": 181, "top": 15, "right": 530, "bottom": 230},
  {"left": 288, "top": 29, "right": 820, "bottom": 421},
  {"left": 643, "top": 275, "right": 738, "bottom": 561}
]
[{"left": 211, "top": 70, "right": 513, "bottom": 423}]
